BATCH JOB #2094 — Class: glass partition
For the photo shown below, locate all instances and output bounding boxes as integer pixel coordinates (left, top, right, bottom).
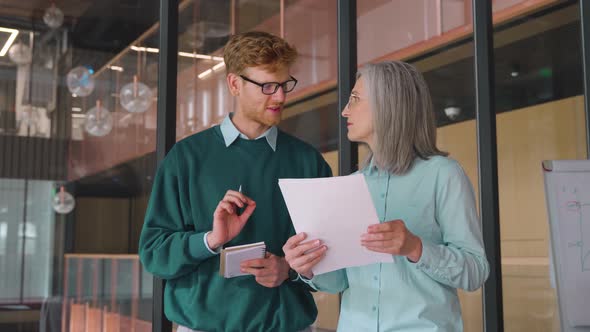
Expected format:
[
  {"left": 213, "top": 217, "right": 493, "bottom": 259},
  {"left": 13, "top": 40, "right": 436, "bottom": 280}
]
[{"left": 62, "top": 254, "right": 152, "bottom": 332}]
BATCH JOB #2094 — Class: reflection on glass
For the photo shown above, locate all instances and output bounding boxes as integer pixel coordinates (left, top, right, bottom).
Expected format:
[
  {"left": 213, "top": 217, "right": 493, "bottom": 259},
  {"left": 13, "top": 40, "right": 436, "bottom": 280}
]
[
  {"left": 119, "top": 76, "right": 154, "bottom": 113},
  {"left": 414, "top": 43, "right": 483, "bottom": 331},
  {"left": 0, "top": 180, "right": 55, "bottom": 303},
  {"left": 63, "top": 255, "right": 152, "bottom": 331},
  {"left": 184, "top": 21, "right": 230, "bottom": 50},
  {"left": 0, "top": 1, "right": 159, "bottom": 331},
  {"left": 67, "top": 66, "right": 96, "bottom": 97},
  {"left": 493, "top": 2, "right": 584, "bottom": 331},
  {"left": 8, "top": 41, "right": 32, "bottom": 65},
  {"left": 85, "top": 101, "right": 113, "bottom": 137},
  {"left": 43, "top": 3, "right": 64, "bottom": 29},
  {"left": 52, "top": 186, "right": 76, "bottom": 214},
  {"left": 176, "top": 0, "right": 231, "bottom": 139},
  {"left": 356, "top": 0, "right": 473, "bottom": 66}
]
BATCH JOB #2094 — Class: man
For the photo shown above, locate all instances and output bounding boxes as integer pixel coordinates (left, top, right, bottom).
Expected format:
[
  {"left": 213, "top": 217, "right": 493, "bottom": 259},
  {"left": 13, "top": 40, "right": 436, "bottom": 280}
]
[{"left": 139, "top": 31, "right": 332, "bottom": 332}]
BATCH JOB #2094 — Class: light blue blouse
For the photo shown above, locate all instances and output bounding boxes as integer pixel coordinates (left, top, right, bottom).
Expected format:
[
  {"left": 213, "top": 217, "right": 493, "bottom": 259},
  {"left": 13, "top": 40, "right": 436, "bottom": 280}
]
[{"left": 304, "top": 156, "right": 489, "bottom": 331}]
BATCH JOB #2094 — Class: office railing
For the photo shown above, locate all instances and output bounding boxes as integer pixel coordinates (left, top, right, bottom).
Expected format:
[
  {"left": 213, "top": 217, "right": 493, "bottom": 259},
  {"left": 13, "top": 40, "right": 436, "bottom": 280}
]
[{"left": 61, "top": 254, "right": 153, "bottom": 332}]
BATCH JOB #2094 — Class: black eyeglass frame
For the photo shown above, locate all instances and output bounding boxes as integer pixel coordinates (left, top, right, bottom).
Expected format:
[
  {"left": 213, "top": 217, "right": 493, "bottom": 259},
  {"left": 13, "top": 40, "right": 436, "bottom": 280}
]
[{"left": 239, "top": 75, "right": 298, "bottom": 95}]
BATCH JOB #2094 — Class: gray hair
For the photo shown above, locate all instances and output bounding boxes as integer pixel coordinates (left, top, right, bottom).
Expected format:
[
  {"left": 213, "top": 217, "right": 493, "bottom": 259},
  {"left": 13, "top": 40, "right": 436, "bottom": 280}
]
[{"left": 358, "top": 60, "right": 447, "bottom": 174}]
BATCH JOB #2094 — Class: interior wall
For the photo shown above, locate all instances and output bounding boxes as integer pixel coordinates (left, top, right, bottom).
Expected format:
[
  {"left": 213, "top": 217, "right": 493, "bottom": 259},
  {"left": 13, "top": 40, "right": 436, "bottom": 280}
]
[
  {"left": 73, "top": 198, "right": 131, "bottom": 254},
  {"left": 438, "top": 95, "right": 586, "bottom": 330}
]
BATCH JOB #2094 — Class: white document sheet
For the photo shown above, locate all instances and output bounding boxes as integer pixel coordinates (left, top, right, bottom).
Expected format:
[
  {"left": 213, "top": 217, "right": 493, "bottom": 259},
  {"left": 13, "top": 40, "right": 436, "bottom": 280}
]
[{"left": 279, "top": 174, "right": 394, "bottom": 275}]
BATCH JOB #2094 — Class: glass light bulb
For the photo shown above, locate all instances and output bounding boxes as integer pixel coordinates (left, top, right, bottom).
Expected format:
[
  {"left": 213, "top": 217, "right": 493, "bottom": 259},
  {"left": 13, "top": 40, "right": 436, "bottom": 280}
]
[
  {"left": 8, "top": 42, "right": 32, "bottom": 65},
  {"left": 66, "top": 66, "right": 94, "bottom": 97},
  {"left": 67, "top": 66, "right": 95, "bottom": 97},
  {"left": 85, "top": 104, "right": 113, "bottom": 136},
  {"left": 43, "top": 4, "right": 64, "bottom": 29},
  {"left": 120, "top": 80, "right": 154, "bottom": 113},
  {"left": 52, "top": 189, "right": 75, "bottom": 214}
]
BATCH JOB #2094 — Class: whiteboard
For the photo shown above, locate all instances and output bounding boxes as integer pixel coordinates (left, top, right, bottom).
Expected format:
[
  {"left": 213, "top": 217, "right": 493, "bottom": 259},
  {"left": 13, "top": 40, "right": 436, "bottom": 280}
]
[{"left": 543, "top": 160, "right": 590, "bottom": 331}]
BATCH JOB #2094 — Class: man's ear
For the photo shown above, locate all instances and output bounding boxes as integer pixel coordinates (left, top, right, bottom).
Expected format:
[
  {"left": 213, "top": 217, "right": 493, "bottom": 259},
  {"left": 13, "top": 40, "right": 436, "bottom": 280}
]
[{"left": 227, "top": 73, "right": 241, "bottom": 96}]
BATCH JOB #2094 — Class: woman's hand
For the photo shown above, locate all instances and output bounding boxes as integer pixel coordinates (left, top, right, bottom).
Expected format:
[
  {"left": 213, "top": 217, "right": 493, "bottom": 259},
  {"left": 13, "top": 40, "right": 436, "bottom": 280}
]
[
  {"left": 283, "top": 233, "right": 327, "bottom": 279},
  {"left": 361, "top": 219, "right": 423, "bottom": 262}
]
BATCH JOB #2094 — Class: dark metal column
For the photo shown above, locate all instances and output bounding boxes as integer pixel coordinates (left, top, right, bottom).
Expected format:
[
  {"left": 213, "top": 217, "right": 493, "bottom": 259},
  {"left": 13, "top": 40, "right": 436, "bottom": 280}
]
[
  {"left": 337, "top": 0, "right": 358, "bottom": 175},
  {"left": 153, "top": 0, "right": 178, "bottom": 331},
  {"left": 472, "top": 1, "right": 504, "bottom": 331},
  {"left": 580, "top": 0, "right": 590, "bottom": 157}
]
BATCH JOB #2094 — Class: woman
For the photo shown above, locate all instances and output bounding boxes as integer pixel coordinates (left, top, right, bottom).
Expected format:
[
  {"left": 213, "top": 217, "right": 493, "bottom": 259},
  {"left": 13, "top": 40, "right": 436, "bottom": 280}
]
[{"left": 283, "top": 61, "right": 489, "bottom": 331}]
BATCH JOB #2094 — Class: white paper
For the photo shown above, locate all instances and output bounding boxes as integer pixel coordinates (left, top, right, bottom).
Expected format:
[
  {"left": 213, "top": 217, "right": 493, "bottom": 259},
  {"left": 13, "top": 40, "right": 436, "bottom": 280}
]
[{"left": 279, "top": 174, "right": 393, "bottom": 275}]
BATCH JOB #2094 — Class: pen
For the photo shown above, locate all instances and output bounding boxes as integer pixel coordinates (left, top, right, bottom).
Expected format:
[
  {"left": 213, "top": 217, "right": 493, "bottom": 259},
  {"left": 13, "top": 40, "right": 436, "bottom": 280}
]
[{"left": 238, "top": 185, "right": 244, "bottom": 214}]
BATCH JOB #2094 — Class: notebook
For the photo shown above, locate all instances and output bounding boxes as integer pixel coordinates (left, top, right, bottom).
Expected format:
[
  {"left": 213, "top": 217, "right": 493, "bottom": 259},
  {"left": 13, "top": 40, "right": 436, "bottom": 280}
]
[{"left": 219, "top": 241, "right": 266, "bottom": 278}]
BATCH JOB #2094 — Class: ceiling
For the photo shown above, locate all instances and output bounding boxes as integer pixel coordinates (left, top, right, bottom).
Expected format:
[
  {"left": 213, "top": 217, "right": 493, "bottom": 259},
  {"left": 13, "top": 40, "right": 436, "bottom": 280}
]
[
  {"left": 0, "top": 0, "right": 278, "bottom": 76},
  {"left": 0, "top": 0, "right": 159, "bottom": 71},
  {"left": 0, "top": 0, "right": 91, "bottom": 26}
]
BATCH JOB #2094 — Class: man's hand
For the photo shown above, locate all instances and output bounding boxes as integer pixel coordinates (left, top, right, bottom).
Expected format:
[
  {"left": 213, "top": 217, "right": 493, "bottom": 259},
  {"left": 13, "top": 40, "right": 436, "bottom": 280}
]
[
  {"left": 207, "top": 190, "right": 256, "bottom": 250},
  {"left": 240, "top": 253, "right": 290, "bottom": 288},
  {"left": 283, "top": 233, "right": 327, "bottom": 279},
  {"left": 360, "top": 219, "right": 423, "bottom": 262}
]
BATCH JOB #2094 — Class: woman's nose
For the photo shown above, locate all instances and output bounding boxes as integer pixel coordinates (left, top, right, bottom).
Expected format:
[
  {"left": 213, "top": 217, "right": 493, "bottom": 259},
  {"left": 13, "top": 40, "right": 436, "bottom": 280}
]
[{"left": 341, "top": 105, "right": 350, "bottom": 117}]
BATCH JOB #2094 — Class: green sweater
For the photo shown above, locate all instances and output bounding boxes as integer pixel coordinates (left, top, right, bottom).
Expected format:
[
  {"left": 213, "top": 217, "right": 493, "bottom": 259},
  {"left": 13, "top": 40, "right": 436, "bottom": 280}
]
[{"left": 139, "top": 125, "right": 332, "bottom": 332}]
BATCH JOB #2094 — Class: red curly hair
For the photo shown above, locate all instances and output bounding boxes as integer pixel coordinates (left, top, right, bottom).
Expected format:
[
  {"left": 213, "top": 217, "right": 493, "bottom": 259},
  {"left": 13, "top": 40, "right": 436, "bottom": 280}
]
[{"left": 223, "top": 31, "right": 298, "bottom": 74}]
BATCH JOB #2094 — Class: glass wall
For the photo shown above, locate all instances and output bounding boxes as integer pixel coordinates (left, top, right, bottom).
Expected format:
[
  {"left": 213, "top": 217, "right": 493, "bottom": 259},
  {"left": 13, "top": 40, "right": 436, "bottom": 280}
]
[
  {"left": 0, "top": 1, "right": 159, "bottom": 331},
  {"left": 416, "top": 47, "right": 484, "bottom": 332},
  {"left": 492, "top": 1, "right": 586, "bottom": 331},
  {"left": 2, "top": 0, "right": 588, "bottom": 331},
  {"left": 173, "top": 0, "right": 341, "bottom": 330},
  {"left": 0, "top": 180, "right": 55, "bottom": 302},
  {"left": 155, "top": 0, "right": 588, "bottom": 330},
  {"left": 355, "top": 0, "right": 483, "bottom": 330},
  {"left": 63, "top": 254, "right": 153, "bottom": 332}
]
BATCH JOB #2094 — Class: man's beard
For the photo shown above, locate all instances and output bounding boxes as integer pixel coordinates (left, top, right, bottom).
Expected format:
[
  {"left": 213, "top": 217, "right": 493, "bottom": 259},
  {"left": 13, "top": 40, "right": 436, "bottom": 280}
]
[{"left": 244, "top": 107, "right": 282, "bottom": 127}]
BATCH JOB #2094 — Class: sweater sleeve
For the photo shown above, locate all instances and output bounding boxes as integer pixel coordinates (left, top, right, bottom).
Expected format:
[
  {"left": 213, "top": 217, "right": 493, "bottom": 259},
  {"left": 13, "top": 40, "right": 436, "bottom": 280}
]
[{"left": 139, "top": 146, "right": 217, "bottom": 279}]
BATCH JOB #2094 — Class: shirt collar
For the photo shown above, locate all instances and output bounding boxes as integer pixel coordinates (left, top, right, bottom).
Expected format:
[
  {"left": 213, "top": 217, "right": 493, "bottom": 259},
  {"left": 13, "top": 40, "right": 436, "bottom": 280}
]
[
  {"left": 362, "top": 156, "right": 379, "bottom": 175},
  {"left": 220, "top": 113, "right": 277, "bottom": 151}
]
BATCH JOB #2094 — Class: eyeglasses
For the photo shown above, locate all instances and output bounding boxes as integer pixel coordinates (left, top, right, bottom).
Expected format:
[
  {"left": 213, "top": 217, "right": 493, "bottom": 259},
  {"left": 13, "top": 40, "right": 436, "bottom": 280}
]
[
  {"left": 239, "top": 75, "right": 298, "bottom": 95},
  {"left": 346, "top": 94, "right": 360, "bottom": 109}
]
